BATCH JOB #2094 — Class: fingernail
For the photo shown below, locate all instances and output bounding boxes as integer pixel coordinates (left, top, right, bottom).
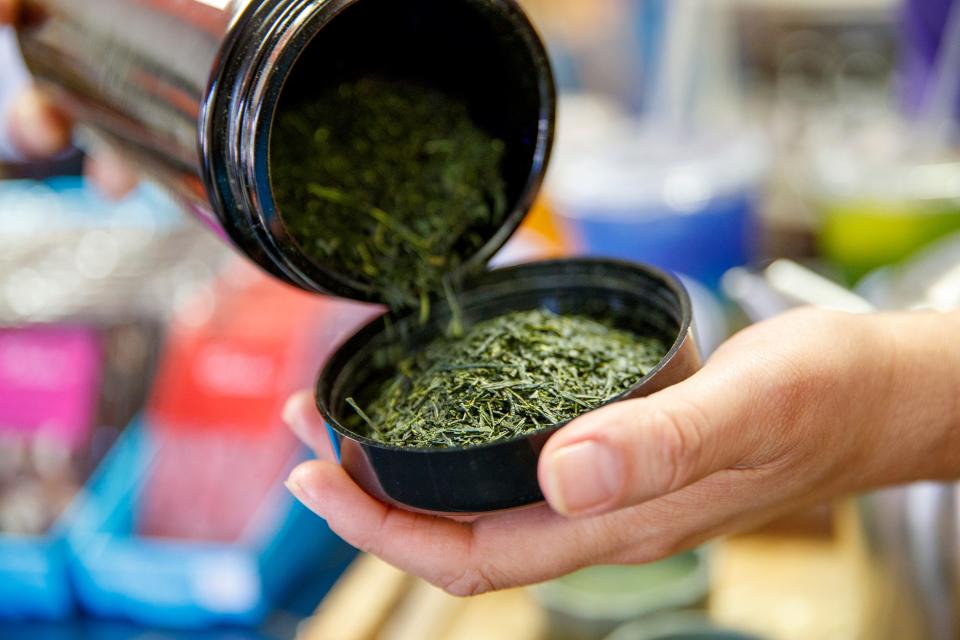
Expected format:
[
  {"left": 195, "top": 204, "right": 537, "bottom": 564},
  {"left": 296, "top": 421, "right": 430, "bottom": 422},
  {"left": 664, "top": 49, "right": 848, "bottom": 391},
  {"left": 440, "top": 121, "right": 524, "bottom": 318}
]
[
  {"left": 545, "top": 441, "right": 623, "bottom": 516},
  {"left": 282, "top": 396, "right": 301, "bottom": 428},
  {"left": 286, "top": 466, "right": 321, "bottom": 511},
  {"left": 284, "top": 478, "right": 304, "bottom": 501},
  {"left": 283, "top": 396, "right": 314, "bottom": 446}
]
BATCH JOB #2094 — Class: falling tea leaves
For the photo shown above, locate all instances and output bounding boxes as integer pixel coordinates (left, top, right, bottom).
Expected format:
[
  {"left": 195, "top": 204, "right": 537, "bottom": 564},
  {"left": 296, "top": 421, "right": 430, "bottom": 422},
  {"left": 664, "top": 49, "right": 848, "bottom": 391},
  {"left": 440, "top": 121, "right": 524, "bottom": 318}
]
[{"left": 273, "top": 78, "right": 665, "bottom": 450}]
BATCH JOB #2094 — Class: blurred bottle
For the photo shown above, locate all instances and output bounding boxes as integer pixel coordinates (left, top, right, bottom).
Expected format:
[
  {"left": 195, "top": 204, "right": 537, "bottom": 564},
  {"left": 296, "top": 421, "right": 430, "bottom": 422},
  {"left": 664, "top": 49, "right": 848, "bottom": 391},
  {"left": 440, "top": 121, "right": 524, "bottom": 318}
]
[
  {"left": 809, "top": 0, "right": 960, "bottom": 284},
  {"left": 816, "top": 155, "right": 960, "bottom": 284}
]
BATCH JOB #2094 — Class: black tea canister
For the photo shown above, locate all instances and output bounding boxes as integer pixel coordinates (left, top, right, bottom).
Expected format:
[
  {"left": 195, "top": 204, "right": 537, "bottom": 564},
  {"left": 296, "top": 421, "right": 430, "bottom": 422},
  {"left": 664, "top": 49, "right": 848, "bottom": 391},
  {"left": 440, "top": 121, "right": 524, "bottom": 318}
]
[{"left": 16, "top": 0, "right": 555, "bottom": 296}]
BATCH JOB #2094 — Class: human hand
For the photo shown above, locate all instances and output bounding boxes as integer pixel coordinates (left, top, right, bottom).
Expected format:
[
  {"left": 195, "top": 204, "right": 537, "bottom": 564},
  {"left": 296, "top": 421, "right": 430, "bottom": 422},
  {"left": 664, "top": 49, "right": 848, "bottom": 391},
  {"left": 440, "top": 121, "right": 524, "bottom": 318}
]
[
  {"left": 283, "top": 307, "right": 960, "bottom": 595},
  {"left": 1, "top": 0, "right": 137, "bottom": 197}
]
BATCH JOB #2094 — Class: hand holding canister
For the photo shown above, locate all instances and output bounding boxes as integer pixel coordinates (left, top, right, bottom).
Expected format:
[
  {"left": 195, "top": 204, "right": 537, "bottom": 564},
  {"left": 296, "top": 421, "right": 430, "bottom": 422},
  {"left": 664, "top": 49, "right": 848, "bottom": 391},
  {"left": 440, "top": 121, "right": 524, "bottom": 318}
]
[{"left": 284, "top": 307, "right": 960, "bottom": 594}]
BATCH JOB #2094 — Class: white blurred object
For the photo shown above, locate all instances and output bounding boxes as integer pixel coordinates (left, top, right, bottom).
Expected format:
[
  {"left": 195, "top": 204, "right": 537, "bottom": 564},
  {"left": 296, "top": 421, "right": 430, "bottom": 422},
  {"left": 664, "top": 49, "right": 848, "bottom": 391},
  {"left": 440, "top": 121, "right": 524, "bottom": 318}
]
[
  {"left": 0, "top": 180, "right": 230, "bottom": 325},
  {"left": 723, "top": 243, "right": 960, "bottom": 321},
  {"left": 0, "top": 29, "right": 31, "bottom": 161},
  {"left": 721, "top": 267, "right": 795, "bottom": 322},
  {"left": 764, "top": 259, "right": 875, "bottom": 313},
  {"left": 722, "top": 260, "right": 875, "bottom": 324},
  {"left": 548, "top": 95, "right": 768, "bottom": 217},
  {"left": 653, "top": 0, "right": 741, "bottom": 133},
  {"left": 857, "top": 232, "right": 960, "bottom": 311}
]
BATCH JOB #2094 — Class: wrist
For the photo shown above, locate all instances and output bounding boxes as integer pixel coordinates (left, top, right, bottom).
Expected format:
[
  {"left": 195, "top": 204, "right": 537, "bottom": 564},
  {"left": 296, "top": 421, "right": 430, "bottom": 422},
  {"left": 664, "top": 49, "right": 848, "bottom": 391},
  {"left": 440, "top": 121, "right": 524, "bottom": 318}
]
[{"left": 872, "top": 310, "right": 960, "bottom": 484}]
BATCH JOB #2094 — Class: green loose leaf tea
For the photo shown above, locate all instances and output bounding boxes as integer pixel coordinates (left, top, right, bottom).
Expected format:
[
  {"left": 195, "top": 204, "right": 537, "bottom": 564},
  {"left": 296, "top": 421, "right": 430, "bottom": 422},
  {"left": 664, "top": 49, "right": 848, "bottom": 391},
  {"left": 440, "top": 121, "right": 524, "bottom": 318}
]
[
  {"left": 271, "top": 77, "right": 508, "bottom": 312},
  {"left": 273, "top": 78, "right": 667, "bottom": 450},
  {"left": 351, "top": 310, "right": 667, "bottom": 449}
]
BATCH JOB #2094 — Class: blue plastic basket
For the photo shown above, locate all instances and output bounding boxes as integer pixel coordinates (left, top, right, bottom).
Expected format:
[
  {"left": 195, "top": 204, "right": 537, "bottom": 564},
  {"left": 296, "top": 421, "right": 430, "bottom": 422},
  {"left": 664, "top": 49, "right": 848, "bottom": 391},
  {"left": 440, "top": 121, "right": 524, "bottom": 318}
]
[
  {"left": 0, "top": 528, "right": 74, "bottom": 619},
  {"left": 64, "top": 419, "right": 354, "bottom": 628}
]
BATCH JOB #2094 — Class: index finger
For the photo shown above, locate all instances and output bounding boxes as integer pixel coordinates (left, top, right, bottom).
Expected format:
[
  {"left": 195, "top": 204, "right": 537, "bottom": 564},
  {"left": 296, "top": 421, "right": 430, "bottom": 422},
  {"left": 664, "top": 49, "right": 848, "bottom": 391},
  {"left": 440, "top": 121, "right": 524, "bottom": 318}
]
[
  {"left": 285, "top": 459, "right": 607, "bottom": 596},
  {"left": 285, "top": 456, "right": 773, "bottom": 596},
  {"left": 0, "top": 0, "right": 18, "bottom": 25},
  {"left": 283, "top": 389, "right": 337, "bottom": 462}
]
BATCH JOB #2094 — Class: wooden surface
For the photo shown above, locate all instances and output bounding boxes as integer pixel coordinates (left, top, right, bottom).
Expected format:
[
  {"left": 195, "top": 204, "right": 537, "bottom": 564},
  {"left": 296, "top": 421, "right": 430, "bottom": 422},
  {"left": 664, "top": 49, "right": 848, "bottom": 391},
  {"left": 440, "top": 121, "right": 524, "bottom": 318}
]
[
  {"left": 298, "top": 554, "right": 546, "bottom": 640},
  {"left": 299, "top": 521, "right": 866, "bottom": 640}
]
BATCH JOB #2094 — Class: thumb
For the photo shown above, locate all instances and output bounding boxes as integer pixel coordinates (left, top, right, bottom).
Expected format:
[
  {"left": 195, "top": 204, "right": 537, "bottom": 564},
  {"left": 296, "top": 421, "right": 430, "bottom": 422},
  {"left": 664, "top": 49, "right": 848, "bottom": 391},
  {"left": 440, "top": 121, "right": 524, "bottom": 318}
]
[{"left": 538, "top": 372, "right": 767, "bottom": 518}]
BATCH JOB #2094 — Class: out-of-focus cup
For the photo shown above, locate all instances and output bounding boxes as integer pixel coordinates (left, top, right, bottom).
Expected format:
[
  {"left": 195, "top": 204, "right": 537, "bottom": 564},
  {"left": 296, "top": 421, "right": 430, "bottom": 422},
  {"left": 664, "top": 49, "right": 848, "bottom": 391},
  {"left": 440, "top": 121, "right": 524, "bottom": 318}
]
[
  {"left": 547, "top": 96, "right": 768, "bottom": 291},
  {"left": 604, "top": 613, "right": 765, "bottom": 640},
  {"left": 530, "top": 549, "right": 711, "bottom": 640},
  {"left": 810, "top": 124, "right": 960, "bottom": 284}
]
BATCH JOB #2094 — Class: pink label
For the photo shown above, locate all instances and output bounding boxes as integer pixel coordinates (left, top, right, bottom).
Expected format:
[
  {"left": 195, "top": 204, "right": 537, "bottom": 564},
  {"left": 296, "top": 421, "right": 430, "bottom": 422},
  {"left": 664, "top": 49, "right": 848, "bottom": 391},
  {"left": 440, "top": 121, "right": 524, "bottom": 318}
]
[{"left": 0, "top": 327, "right": 102, "bottom": 450}]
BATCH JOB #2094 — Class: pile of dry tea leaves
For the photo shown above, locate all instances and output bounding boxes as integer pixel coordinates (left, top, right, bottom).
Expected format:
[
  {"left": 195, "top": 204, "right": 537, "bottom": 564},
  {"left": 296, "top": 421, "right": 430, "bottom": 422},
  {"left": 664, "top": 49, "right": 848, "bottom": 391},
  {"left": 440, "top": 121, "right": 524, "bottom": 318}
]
[
  {"left": 349, "top": 309, "right": 667, "bottom": 449},
  {"left": 271, "top": 77, "right": 507, "bottom": 314}
]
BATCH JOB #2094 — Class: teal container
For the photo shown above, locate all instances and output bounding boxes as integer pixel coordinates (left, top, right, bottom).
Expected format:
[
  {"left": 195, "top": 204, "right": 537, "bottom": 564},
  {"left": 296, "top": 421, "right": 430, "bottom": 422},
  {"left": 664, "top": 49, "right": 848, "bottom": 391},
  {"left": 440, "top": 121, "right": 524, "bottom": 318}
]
[
  {"left": 531, "top": 549, "right": 711, "bottom": 640},
  {"left": 605, "top": 614, "right": 765, "bottom": 640}
]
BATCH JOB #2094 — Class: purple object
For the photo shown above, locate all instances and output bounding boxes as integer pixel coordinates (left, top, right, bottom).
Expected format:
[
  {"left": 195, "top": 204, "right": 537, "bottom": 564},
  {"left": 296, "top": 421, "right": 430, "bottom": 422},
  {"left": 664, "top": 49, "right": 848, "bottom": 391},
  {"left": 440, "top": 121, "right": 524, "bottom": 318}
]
[
  {"left": 899, "top": 0, "right": 960, "bottom": 120},
  {"left": 0, "top": 327, "right": 102, "bottom": 450}
]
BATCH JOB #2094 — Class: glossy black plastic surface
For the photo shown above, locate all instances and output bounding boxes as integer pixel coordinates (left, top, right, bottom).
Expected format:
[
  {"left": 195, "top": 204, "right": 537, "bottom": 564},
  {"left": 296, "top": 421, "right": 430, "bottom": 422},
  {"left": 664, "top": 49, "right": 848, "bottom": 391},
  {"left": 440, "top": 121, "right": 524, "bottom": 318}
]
[{"left": 317, "top": 259, "right": 702, "bottom": 515}]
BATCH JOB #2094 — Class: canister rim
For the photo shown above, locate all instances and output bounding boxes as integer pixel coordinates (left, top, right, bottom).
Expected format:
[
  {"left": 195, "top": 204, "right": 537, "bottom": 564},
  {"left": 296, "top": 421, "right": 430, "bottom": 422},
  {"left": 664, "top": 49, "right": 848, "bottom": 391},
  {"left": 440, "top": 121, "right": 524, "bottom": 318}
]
[{"left": 200, "top": 0, "right": 557, "bottom": 302}]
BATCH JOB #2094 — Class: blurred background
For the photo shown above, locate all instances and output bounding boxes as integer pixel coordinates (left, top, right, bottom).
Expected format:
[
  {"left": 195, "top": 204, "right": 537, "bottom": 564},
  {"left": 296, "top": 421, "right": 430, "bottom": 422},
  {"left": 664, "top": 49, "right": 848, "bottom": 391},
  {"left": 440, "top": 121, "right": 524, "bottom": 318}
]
[{"left": 3, "top": 0, "right": 960, "bottom": 638}]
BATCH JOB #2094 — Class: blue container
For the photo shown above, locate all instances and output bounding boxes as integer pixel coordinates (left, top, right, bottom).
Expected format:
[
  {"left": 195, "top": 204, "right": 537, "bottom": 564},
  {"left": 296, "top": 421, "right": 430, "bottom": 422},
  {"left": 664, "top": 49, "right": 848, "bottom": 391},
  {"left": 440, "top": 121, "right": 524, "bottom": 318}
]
[
  {"left": 569, "top": 190, "right": 760, "bottom": 291},
  {"left": 0, "top": 528, "right": 74, "bottom": 619},
  {"left": 64, "top": 419, "right": 354, "bottom": 628},
  {"left": 548, "top": 114, "right": 768, "bottom": 290},
  {"left": 0, "top": 177, "right": 189, "bottom": 621}
]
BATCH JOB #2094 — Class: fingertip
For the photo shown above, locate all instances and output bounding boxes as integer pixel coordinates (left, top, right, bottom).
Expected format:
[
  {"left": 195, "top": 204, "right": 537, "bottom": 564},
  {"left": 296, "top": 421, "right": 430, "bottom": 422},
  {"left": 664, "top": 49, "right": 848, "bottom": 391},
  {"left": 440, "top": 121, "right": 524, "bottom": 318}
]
[
  {"left": 286, "top": 460, "right": 341, "bottom": 517},
  {"left": 283, "top": 390, "right": 336, "bottom": 459},
  {"left": 540, "top": 401, "right": 633, "bottom": 461},
  {"left": 287, "top": 463, "right": 477, "bottom": 590},
  {"left": 283, "top": 390, "right": 315, "bottom": 427},
  {"left": 537, "top": 404, "right": 634, "bottom": 517},
  {"left": 287, "top": 460, "right": 319, "bottom": 489},
  {"left": 541, "top": 388, "right": 731, "bottom": 518},
  {"left": 84, "top": 151, "right": 139, "bottom": 200},
  {"left": 539, "top": 438, "right": 624, "bottom": 518},
  {"left": 7, "top": 90, "right": 72, "bottom": 158}
]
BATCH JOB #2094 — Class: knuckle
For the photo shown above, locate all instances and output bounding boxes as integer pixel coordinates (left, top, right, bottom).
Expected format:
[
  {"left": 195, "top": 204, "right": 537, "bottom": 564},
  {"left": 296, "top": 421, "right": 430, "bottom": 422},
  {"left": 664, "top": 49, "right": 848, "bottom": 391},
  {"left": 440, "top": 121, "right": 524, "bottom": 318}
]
[
  {"left": 352, "top": 506, "right": 397, "bottom": 556},
  {"left": 753, "top": 353, "right": 820, "bottom": 446},
  {"left": 437, "top": 565, "right": 498, "bottom": 597},
  {"left": 611, "top": 533, "right": 682, "bottom": 566},
  {"left": 644, "top": 536, "right": 684, "bottom": 562},
  {"left": 646, "top": 402, "right": 707, "bottom": 493},
  {"left": 352, "top": 528, "right": 383, "bottom": 557}
]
